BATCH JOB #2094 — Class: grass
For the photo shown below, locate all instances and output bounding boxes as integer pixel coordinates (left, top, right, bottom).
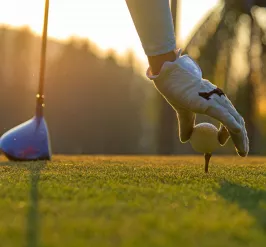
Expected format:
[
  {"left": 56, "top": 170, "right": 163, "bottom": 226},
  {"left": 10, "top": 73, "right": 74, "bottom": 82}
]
[{"left": 0, "top": 155, "right": 266, "bottom": 247}]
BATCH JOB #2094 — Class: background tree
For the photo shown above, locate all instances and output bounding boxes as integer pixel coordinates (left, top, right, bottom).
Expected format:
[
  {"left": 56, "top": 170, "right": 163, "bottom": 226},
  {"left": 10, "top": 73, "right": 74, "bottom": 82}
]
[
  {"left": 0, "top": 29, "right": 149, "bottom": 155},
  {"left": 184, "top": 0, "right": 266, "bottom": 154}
]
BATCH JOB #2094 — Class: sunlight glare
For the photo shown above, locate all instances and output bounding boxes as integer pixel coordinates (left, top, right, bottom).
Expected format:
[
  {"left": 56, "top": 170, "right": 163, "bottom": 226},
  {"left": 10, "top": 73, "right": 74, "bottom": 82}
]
[{"left": 0, "top": 0, "right": 219, "bottom": 63}]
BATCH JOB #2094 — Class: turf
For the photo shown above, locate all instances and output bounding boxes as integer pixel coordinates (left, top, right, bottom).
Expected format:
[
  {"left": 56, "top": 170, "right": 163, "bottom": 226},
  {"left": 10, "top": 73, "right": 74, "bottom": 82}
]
[{"left": 0, "top": 155, "right": 266, "bottom": 247}]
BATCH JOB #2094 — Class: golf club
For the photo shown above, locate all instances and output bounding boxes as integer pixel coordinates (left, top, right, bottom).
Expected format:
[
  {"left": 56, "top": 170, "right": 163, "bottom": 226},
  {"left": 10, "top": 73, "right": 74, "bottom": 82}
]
[{"left": 0, "top": 0, "right": 51, "bottom": 161}]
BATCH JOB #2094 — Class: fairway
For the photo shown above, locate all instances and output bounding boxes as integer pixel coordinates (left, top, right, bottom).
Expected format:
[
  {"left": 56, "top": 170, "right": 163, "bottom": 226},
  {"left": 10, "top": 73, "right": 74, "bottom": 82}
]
[{"left": 0, "top": 156, "right": 266, "bottom": 247}]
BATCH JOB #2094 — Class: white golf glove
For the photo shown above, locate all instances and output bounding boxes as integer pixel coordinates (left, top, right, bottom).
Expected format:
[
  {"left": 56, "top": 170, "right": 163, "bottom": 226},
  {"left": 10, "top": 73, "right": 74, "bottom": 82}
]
[{"left": 147, "top": 51, "right": 249, "bottom": 157}]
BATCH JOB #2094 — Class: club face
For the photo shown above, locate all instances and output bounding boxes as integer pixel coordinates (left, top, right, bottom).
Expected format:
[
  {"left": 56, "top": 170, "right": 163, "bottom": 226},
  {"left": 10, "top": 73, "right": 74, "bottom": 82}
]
[{"left": 0, "top": 116, "right": 51, "bottom": 161}]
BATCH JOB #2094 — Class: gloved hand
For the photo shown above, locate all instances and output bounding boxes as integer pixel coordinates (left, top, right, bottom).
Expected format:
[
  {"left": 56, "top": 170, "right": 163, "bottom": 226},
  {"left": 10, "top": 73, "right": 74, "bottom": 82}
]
[{"left": 147, "top": 52, "right": 249, "bottom": 156}]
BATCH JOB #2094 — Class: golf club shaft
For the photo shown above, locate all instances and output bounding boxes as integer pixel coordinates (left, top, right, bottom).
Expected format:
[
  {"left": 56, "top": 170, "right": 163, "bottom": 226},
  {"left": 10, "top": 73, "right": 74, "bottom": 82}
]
[{"left": 36, "top": 0, "right": 50, "bottom": 117}]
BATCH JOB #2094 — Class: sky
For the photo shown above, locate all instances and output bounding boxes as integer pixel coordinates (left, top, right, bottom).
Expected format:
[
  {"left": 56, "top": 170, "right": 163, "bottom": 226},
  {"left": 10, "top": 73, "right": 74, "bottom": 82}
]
[{"left": 0, "top": 0, "right": 219, "bottom": 64}]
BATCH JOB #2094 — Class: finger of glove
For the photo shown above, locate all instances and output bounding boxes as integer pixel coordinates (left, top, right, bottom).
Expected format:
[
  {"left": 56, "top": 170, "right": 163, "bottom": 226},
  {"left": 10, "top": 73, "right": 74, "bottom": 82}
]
[
  {"left": 214, "top": 96, "right": 249, "bottom": 155},
  {"left": 206, "top": 106, "right": 241, "bottom": 134},
  {"left": 206, "top": 106, "right": 248, "bottom": 155},
  {"left": 229, "top": 128, "right": 249, "bottom": 157},
  {"left": 177, "top": 109, "right": 195, "bottom": 143},
  {"left": 231, "top": 116, "right": 249, "bottom": 156},
  {"left": 215, "top": 95, "right": 243, "bottom": 126}
]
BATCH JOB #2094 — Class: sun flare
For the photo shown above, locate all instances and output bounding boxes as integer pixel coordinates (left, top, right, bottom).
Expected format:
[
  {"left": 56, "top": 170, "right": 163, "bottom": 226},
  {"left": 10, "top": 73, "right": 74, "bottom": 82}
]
[{"left": 0, "top": 0, "right": 219, "bottom": 64}]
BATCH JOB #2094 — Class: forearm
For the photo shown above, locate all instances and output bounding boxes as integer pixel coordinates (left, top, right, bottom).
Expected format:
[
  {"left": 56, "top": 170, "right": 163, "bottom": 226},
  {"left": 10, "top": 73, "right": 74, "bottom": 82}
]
[{"left": 125, "top": 0, "right": 176, "bottom": 56}]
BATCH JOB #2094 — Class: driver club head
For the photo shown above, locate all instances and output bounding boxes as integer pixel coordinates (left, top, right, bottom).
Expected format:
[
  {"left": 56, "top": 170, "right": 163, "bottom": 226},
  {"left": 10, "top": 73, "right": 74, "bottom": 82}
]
[{"left": 0, "top": 116, "right": 51, "bottom": 161}]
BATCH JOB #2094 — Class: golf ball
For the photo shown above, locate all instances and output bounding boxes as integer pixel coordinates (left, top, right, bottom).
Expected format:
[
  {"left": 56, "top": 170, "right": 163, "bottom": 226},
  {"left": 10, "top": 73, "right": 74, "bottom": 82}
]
[{"left": 190, "top": 123, "right": 219, "bottom": 154}]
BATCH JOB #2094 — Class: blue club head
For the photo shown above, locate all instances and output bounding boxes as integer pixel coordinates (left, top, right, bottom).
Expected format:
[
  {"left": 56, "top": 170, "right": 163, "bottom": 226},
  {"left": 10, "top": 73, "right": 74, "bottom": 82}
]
[{"left": 0, "top": 116, "right": 51, "bottom": 161}]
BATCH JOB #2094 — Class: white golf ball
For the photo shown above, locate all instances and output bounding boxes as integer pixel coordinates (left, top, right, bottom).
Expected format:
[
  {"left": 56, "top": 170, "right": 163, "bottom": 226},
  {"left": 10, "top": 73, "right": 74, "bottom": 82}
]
[{"left": 190, "top": 123, "right": 219, "bottom": 154}]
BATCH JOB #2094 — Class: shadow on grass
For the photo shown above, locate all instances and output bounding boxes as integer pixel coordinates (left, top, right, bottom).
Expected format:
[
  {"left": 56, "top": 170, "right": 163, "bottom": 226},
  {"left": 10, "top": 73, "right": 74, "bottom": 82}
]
[
  {"left": 0, "top": 159, "right": 46, "bottom": 247},
  {"left": 218, "top": 181, "right": 266, "bottom": 230},
  {"left": 26, "top": 161, "right": 46, "bottom": 247}
]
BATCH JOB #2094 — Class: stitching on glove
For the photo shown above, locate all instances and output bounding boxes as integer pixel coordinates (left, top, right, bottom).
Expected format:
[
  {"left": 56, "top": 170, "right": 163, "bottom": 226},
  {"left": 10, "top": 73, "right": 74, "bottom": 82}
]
[{"left": 198, "top": 88, "right": 225, "bottom": 100}]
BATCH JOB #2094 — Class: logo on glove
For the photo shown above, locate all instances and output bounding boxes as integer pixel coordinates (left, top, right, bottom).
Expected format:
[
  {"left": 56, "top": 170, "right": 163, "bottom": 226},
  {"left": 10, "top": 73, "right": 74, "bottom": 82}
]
[{"left": 198, "top": 88, "right": 225, "bottom": 100}]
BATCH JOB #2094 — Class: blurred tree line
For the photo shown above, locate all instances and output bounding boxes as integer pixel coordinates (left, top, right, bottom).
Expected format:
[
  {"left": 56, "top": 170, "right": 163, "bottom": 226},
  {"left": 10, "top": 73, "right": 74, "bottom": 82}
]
[
  {"left": 1, "top": 0, "right": 266, "bottom": 157},
  {"left": 0, "top": 26, "right": 197, "bottom": 155},
  {"left": 0, "top": 26, "right": 157, "bottom": 155}
]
